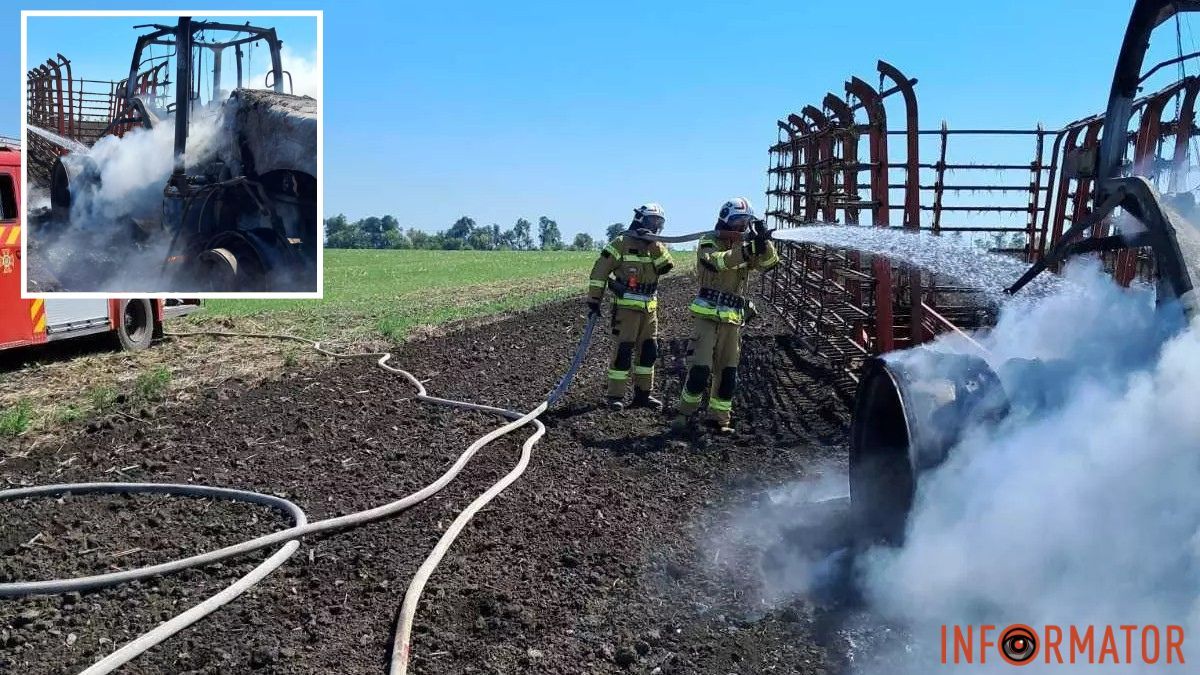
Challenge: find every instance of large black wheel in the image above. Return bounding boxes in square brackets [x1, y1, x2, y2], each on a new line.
[195, 244, 266, 292]
[115, 298, 155, 351]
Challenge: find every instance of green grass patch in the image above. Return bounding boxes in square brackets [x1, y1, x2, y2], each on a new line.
[90, 386, 118, 412]
[134, 366, 172, 402]
[188, 249, 692, 343]
[0, 400, 33, 437]
[53, 404, 85, 424]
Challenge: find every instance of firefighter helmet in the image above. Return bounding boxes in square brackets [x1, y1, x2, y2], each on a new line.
[632, 203, 666, 233]
[717, 197, 755, 231]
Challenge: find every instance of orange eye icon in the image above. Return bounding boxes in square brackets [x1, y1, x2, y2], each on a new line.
[1000, 624, 1039, 665]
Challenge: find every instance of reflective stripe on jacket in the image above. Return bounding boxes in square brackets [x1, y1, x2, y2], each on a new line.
[690, 235, 778, 325]
[587, 233, 674, 312]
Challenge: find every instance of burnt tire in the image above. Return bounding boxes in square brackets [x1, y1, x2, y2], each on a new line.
[196, 245, 265, 292]
[115, 299, 155, 352]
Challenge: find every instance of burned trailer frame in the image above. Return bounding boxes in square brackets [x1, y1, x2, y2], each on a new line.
[765, 53, 1200, 395]
[27, 55, 169, 188]
[764, 61, 1052, 391]
[786, 0, 1200, 543]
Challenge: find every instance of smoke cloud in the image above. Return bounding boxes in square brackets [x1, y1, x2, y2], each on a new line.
[28, 107, 227, 292]
[851, 260, 1200, 672]
[63, 107, 227, 228]
[704, 255, 1199, 673]
[254, 46, 320, 100]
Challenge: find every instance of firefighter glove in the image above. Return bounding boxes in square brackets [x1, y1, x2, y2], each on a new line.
[587, 298, 602, 317]
[751, 218, 771, 246]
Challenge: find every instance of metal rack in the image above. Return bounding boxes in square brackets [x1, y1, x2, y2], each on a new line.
[762, 60, 1198, 392]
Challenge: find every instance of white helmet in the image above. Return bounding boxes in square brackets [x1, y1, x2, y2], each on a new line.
[632, 202, 666, 233]
[717, 197, 755, 229]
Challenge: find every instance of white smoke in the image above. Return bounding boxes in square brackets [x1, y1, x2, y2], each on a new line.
[853, 260, 1200, 673]
[705, 463, 852, 605]
[64, 106, 227, 229]
[254, 46, 320, 99]
[28, 106, 228, 292]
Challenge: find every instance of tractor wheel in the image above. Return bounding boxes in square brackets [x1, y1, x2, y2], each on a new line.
[115, 299, 155, 352]
[196, 246, 265, 292]
[197, 247, 241, 291]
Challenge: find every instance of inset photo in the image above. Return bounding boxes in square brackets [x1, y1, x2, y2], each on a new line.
[22, 10, 322, 296]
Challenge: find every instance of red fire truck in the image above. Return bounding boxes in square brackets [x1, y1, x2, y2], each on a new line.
[0, 141, 199, 352]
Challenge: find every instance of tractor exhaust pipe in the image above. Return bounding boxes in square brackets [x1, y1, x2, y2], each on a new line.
[171, 16, 191, 186]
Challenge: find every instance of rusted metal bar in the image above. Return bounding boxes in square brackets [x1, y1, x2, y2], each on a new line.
[800, 109, 827, 223]
[1167, 78, 1200, 192]
[44, 59, 66, 135]
[847, 75, 894, 353]
[825, 93, 859, 224]
[879, 61, 924, 344]
[1025, 124, 1045, 261]
[803, 105, 836, 223]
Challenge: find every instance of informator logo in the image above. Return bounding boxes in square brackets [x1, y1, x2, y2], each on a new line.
[941, 624, 1186, 666]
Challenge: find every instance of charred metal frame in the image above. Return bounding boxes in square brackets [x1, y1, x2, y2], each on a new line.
[26, 18, 286, 186]
[765, 42, 1200, 391]
[125, 19, 284, 102]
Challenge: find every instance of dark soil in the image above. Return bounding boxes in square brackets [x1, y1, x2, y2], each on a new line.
[1, 276, 863, 674]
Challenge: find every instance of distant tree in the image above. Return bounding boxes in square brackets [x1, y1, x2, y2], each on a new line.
[408, 228, 434, 249]
[495, 228, 514, 250]
[327, 223, 370, 249]
[446, 216, 475, 243]
[538, 216, 564, 250]
[491, 224, 502, 248]
[324, 214, 349, 243]
[355, 216, 382, 248]
[509, 218, 534, 251]
[605, 222, 626, 241]
[441, 237, 466, 250]
[571, 232, 595, 251]
[383, 229, 411, 249]
[467, 225, 495, 251]
[381, 215, 400, 235]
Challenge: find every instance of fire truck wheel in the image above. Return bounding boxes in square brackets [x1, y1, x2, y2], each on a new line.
[116, 299, 155, 352]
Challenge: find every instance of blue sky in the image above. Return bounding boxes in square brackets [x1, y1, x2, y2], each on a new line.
[2, 0, 1194, 240]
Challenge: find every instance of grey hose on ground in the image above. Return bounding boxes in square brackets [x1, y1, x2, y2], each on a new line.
[0, 483, 307, 675]
[0, 321, 596, 674]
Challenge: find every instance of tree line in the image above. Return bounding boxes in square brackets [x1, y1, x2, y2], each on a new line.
[325, 215, 631, 251]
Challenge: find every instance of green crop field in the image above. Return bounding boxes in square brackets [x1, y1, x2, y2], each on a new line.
[193, 249, 693, 343]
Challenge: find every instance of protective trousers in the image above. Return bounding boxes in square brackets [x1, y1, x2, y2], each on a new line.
[677, 317, 740, 424]
[608, 307, 658, 398]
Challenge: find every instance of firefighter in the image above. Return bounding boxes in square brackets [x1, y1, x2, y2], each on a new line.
[672, 197, 778, 433]
[587, 203, 675, 410]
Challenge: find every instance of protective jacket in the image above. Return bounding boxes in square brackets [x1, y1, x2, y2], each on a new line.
[689, 235, 779, 324]
[588, 233, 674, 313]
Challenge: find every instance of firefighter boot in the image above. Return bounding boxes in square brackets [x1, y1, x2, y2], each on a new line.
[606, 396, 626, 411]
[630, 389, 663, 411]
[704, 417, 735, 435]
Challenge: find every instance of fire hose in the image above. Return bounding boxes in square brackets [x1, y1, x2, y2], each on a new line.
[0, 226, 722, 674]
[0, 317, 597, 675]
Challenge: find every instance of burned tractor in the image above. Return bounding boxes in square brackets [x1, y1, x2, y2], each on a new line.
[847, 0, 1200, 543]
[45, 17, 317, 292]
